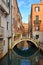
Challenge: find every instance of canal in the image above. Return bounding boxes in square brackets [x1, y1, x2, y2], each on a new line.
[0, 41, 43, 65]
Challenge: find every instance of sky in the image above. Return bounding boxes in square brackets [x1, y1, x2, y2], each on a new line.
[17, 0, 40, 23]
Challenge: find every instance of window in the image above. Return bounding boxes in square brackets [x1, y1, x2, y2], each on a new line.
[6, 0, 10, 7]
[35, 7, 40, 12]
[18, 16, 20, 22]
[36, 15, 39, 20]
[35, 15, 39, 23]
[0, 16, 1, 26]
[12, 18, 15, 25]
[36, 35, 39, 39]
[35, 26, 40, 31]
[3, 0, 6, 3]
[7, 22, 9, 30]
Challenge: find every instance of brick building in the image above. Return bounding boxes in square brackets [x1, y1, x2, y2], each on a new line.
[14, 0, 24, 40]
[23, 23, 28, 37]
[31, 0, 43, 43]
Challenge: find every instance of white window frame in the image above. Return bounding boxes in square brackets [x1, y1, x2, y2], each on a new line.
[35, 26, 39, 31]
[35, 7, 40, 12]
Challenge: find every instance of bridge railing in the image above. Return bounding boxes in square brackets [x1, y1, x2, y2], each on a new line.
[11, 37, 43, 50]
[12, 37, 39, 47]
[12, 37, 22, 46]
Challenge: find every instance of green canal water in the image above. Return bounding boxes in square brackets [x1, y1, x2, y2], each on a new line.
[0, 41, 43, 65]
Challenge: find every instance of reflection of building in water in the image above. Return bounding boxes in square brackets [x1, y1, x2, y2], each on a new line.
[23, 41, 29, 50]
[21, 60, 31, 65]
[17, 42, 24, 50]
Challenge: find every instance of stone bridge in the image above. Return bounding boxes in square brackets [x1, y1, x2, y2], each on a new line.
[11, 37, 39, 49]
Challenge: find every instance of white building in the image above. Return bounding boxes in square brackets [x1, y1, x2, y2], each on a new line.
[0, 0, 14, 59]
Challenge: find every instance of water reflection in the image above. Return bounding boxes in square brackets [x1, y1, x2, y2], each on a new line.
[0, 41, 43, 65]
[13, 41, 39, 57]
[0, 50, 43, 65]
[21, 60, 31, 65]
[22, 47, 29, 51]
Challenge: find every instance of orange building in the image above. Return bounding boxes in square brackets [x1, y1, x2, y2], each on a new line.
[31, 0, 43, 43]
[23, 23, 28, 37]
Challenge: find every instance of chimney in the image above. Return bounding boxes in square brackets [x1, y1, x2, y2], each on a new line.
[40, 0, 43, 3]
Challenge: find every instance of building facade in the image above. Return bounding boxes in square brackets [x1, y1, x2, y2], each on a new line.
[28, 15, 31, 38]
[23, 23, 28, 37]
[0, 0, 14, 59]
[14, 0, 23, 40]
[31, 2, 43, 43]
[40, 0, 43, 3]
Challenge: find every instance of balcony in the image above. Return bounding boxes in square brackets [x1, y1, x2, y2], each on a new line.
[0, 27, 4, 38]
[34, 20, 41, 24]
[0, 0, 9, 15]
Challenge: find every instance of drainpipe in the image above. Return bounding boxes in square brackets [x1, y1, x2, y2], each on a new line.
[10, 0, 12, 49]
[9, 0, 12, 49]
[8, 0, 12, 62]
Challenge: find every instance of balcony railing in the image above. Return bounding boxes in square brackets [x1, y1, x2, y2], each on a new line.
[34, 20, 41, 24]
[0, 0, 9, 15]
[0, 27, 4, 38]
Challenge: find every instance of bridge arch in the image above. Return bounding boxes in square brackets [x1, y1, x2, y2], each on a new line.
[11, 38, 39, 49]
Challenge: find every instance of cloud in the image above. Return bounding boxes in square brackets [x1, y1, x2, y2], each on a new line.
[18, 0, 30, 6]
[17, 0, 40, 23]
[18, 0, 25, 7]
[18, 0, 40, 7]
[23, 4, 31, 9]
[18, 0, 31, 9]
